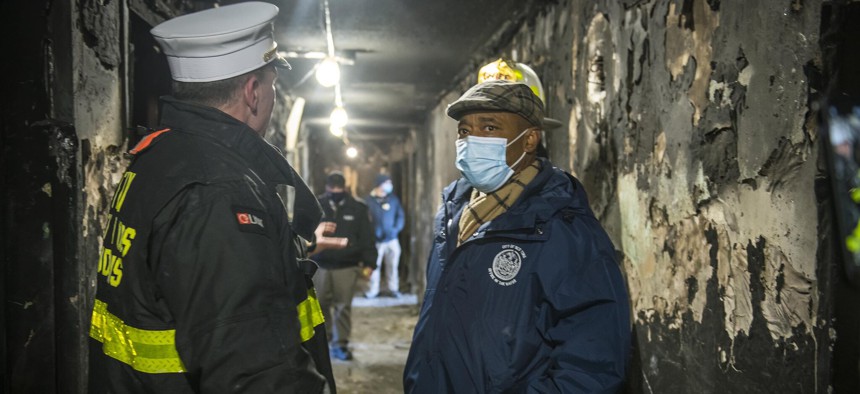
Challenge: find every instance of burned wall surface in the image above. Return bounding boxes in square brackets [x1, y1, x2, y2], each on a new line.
[1, 0, 194, 392]
[416, 0, 836, 392]
[1, 0, 98, 391]
[604, 2, 826, 391]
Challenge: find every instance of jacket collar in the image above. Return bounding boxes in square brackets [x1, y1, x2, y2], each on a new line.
[159, 97, 322, 240]
[319, 193, 353, 209]
[444, 158, 594, 235]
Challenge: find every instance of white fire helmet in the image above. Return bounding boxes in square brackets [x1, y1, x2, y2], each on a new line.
[478, 58, 562, 129]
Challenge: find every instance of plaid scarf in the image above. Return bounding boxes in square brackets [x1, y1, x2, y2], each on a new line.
[458, 160, 541, 245]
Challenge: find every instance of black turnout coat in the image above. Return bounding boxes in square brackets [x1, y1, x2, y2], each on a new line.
[88, 97, 335, 393]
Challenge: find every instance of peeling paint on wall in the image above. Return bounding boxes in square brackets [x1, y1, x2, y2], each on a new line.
[620, 172, 714, 327]
[703, 202, 754, 338]
[567, 103, 580, 175]
[79, 0, 121, 70]
[665, 0, 720, 125]
[567, 5, 582, 174]
[73, 0, 127, 255]
[81, 145, 127, 239]
[571, 13, 612, 173]
[562, 9, 620, 220]
[762, 244, 816, 340]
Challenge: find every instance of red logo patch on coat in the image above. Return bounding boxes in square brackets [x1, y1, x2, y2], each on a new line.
[232, 206, 267, 235]
[236, 212, 264, 228]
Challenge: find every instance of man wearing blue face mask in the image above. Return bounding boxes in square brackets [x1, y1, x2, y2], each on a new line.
[365, 174, 406, 298]
[404, 79, 631, 393]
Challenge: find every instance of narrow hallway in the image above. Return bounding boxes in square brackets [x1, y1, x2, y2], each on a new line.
[331, 293, 418, 394]
[4, 0, 860, 392]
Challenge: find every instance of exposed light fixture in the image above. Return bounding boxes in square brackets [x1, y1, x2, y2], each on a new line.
[330, 106, 348, 129]
[315, 57, 340, 87]
[320, 0, 351, 132]
[316, 0, 341, 88]
[345, 146, 358, 158]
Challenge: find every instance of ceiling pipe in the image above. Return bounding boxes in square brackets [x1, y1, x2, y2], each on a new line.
[280, 51, 355, 66]
[334, 84, 344, 108]
[323, 0, 336, 58]
[304, 117, 420, 129]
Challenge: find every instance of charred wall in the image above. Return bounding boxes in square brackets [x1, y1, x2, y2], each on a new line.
[1, 0, 196, 393]
[415, 0, 843, 392]
[1, 1, 84, 392]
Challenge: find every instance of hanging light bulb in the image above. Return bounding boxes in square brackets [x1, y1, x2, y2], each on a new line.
[346, 146, 358, 158]
[315, 57, 340, 87]
[330, 106, 348, 128]
[329, 125, 344, 137]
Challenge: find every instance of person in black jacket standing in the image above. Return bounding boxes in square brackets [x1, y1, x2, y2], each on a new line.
[88, 3, 335, 393]
[311, 172, 378, 361]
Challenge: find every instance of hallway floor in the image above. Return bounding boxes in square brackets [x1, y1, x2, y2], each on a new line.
[331, 294, 419, 393]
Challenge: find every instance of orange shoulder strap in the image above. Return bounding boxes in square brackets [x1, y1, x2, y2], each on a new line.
[129, 128, 171, 155]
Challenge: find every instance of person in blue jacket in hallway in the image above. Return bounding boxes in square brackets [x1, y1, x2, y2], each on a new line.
[403, 79, 631, 393]
[365, 174, 406, 298]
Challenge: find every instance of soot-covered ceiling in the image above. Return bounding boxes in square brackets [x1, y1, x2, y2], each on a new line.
[224, 0, 530, 137]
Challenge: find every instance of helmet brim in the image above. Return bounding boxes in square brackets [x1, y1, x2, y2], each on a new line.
[542, 117, 563, 130]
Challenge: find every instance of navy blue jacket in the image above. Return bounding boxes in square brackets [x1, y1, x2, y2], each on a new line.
[366, 193, 405, 242]
[404, 159, 630, 393]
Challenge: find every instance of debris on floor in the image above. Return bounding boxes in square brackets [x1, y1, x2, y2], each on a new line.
[332, 294, 419, 394]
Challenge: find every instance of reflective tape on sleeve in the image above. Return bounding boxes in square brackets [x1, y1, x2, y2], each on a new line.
[90, 299, 186, 374]
[297, 289, 325, 342]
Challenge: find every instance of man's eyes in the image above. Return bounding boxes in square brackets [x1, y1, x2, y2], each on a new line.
[458, 125, 499, 135]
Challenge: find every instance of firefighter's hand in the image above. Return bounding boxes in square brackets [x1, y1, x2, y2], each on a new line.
[361, 266, 374, 279]
[315, 236, 347, 252]
[312, 222, 348, 253]
[317, 221, 337, 237]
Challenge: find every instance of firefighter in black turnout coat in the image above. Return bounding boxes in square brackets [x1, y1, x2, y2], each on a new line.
[88, 3, 335, 393]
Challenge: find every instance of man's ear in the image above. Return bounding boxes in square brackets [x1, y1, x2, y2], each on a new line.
[242, 74, 261, 115]
[523, 127, 541, 153]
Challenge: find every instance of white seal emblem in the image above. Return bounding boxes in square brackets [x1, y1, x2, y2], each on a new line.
[488, 245, 526, 286]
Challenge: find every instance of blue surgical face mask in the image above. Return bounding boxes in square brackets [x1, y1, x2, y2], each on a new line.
[455, 128, 529, 193]
[381, 182, 394, 195]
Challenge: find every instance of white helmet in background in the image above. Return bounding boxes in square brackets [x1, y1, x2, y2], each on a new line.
[478, 58, 562, 129]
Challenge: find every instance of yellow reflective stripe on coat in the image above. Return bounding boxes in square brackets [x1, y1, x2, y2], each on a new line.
[89, 299, 186, 373]
[298, 289, 325, 341]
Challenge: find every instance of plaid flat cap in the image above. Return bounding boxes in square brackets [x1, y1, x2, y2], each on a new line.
[446, 79, 545, 127]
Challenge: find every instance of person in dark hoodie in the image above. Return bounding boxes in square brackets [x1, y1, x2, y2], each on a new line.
[403, 79, 631, 393]
[312, 171, 377, 361]
[88, 3, 334, 393]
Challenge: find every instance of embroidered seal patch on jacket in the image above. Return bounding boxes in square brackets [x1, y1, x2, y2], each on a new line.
[489, 244, 525, 286]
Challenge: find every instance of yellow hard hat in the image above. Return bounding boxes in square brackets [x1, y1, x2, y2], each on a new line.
[478, 58, 561, 129]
